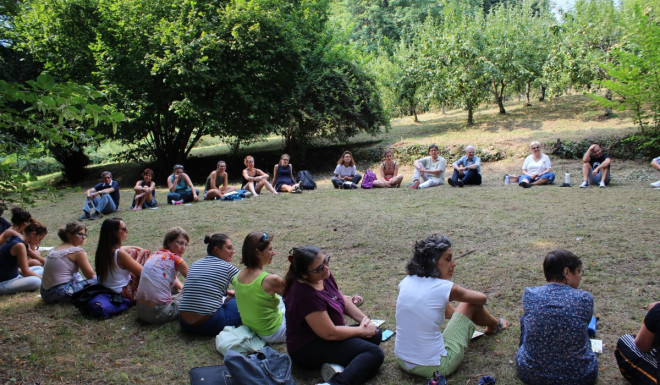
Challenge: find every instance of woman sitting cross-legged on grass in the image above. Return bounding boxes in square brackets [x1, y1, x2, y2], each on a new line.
[95, 218, 147, 302]
[516, 249, 598, 385]
[0, 220, 47, 295]
[204, 160, 236, 200]
[272, 154, 302, 193]
[0, 207, 45, 266]
[167, 164, 199, 204]
[615, 300, 659, 385]
[519, 141, 555, 187]
[40, 222, 96, 303]
[284, 245, 383, 385]
[331, 150, 362, 189]
[131, 168, 157, 210]
[395, 234, 509, 379]
[372, 149, 403, 188]
[178, 233, 242, 335]
[242, 155, 278, 197]
[233, 232, 286, 343]
[135, 227, 189, 324]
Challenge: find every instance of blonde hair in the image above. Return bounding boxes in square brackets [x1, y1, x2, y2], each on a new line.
[244, 155, 254, 167]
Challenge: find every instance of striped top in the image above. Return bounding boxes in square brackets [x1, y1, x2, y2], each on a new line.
[179, 255, 239, 315]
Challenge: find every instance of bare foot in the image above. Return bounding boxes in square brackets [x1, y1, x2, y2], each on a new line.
[485, 318, 510, 336]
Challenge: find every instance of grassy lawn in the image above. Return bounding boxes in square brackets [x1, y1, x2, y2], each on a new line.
[1, 95, 658, 384]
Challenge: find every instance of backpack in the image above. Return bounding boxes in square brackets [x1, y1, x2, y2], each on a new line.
[361, 169, 377, 189]
[296, 170, 316, 190]
[71, 284, 132, 319]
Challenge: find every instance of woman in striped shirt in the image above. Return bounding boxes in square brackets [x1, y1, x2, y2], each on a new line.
[178, 233, 242, 335]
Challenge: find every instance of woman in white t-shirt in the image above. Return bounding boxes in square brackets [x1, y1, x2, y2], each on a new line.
[135, 227, 189, 324]
[395, 234, 510, 379]
[519, 141, 556, 187]
[331, 151, 362, 189]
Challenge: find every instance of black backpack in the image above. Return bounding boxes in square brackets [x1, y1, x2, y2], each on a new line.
[296, 170, 317, 190]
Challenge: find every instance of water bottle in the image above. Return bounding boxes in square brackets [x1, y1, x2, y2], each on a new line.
[588, 316, 597, 337]
[504, 174, 510, 185]
[565, 172, 571, 185]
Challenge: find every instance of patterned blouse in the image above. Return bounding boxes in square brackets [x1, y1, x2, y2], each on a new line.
[516, 283, 598, 385]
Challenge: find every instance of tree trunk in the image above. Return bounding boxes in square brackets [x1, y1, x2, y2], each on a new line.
[539, 85, 546, 102]
[604, 89, 613, 118]
[525, 82, 532, 106]
[493, 80, 506, 114]
[412, 104, 418, 122]
[467, 100, 474, 126]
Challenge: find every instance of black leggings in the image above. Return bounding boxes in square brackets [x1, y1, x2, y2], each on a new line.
[290, 331, 384, 385]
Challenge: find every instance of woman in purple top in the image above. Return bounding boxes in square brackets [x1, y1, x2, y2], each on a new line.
[283, 246, 383, 385]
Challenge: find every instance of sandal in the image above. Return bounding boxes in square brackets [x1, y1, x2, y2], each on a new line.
[351, 295, 364, 307]
[485, 318, 510, 336]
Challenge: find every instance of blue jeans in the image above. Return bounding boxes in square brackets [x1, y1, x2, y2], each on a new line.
[519, 172, 555, 185]
[167, 189, 199, 204]
[0, 266, 43, 295]
[331, 174, 362, 189]
[588, 167, 611, 185]
[40, 273, 97, 304]
[179, 297, 242, 336]
[83, 194, 117, 215]
[451, 169, 482, 185]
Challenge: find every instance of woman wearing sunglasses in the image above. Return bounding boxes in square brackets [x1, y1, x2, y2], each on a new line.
[95, 218, 147, 302]
[40, 221, 96, 303]
[283, 246, 383, 385]
[233, 232, 286, 343]
[179, 233, 242, 335]
[135, 227, 189, 324]
[519, 141, 555, 187]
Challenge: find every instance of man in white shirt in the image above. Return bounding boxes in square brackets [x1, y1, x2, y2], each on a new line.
[411, 144, 446, 189]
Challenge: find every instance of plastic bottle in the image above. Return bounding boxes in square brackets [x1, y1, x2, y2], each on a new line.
[588, 316, 597, 337]
[565, 172, 571, 185]
[504, 174, 510, 185]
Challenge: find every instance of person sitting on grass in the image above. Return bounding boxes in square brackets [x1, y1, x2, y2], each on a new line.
[395, 234, 509, 379]
[580, 143, 611, 188]
[272, 154, 302, 193]
[650, 156, 660, 188]
[40, 221, 96, 304]
[95, 218, 146, 302]
[516, 249, 598, 385]
[0, 207, 45, 266]
[519, 141, 555, 188]
[615, 300, 659, 385]
[80, 171, 120, 220]
[0, 220, 47, 295]
[448, 145, 482, 187]
[233, 232, 286, 343]
[242, 155, 278, 197]
[167, 164, 199, 204]
[410, 144, 446, 189]
[373, 149, 404, 188]
[331, 151, 362, 189]
[135, 227, 189, 324]
[131, 168, 157, 210]
[204, 160, 236, 200]
[178, 233, 242, 335]
[284, 245, 383, 385]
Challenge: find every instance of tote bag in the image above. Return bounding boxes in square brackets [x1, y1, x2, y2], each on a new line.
[224, 346, 295, 385]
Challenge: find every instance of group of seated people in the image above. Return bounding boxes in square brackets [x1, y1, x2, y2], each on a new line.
[0, 204, 657, 385]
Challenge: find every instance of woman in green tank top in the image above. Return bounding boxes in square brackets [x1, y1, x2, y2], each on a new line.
[233, 231, 286, 343]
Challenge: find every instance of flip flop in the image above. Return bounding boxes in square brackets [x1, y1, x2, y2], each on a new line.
[351, 295, 364, 307]
[485, 318, 510, 336]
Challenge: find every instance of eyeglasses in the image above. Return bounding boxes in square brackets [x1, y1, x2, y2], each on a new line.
[309, 255, 330, 274]
[531, 146, 540, 150]
[174, 240, 188, 247]
[119, 226, 128, 232]
[75, 232, 87, 238]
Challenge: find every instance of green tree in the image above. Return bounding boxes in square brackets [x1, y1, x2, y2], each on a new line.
[596, 0, 660, 133]
[0, 73, 122, 204]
